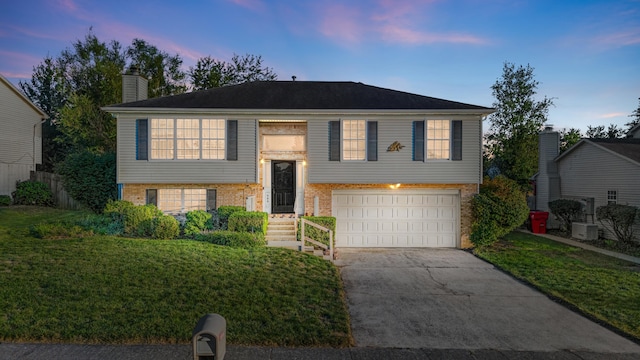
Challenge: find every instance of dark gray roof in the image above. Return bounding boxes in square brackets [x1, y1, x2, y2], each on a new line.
[590, 138, 640, 163]
[109, 81, 493, 111]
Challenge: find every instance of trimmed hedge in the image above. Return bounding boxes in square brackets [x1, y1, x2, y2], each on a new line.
[103, 200, 177, 239]
[298, 216, 336, 248]
[549, 199, 583, 232]
[151, 215, 180, 239]
[596, 204, 638, 243]
[471, 175, 529, 247]
[184, 210, 213, 237]
[194, 230, 266, 248]
[228, 211, 268, 234]
[217, 206, 246, 230]
[12, 180, 53, 206]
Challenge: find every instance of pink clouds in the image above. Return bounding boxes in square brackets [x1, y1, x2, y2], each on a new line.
[315, 0, 489, 46]
[599, 112, 627, 119]
[227, 0, 265, 12]
[594, 28, 640, 47]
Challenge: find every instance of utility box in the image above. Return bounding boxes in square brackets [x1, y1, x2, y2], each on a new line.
[572, 222, 598, 240]
[192, 314, 226, 360]
[529, 211, 549, 234]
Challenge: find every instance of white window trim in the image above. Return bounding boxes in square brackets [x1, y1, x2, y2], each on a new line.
[607, 190, 618, 205]
[341, 119, 367, 161]
[425, 119, 452, 161]
[150, 117, 226, 161]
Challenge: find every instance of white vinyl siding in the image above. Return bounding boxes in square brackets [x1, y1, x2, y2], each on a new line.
[308, 117, 482, 184]
[117, 116, 257, 184]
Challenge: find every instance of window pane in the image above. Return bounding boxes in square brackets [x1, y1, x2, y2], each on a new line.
[158, 189, 181, 213]
[343, 120, 366, 161]
[176, 119, 200, 159]
[202, 119, 226, 159]
[151, 119, 174, 159]
[184, 189, 206, 212]
[426, 120, 450, 160]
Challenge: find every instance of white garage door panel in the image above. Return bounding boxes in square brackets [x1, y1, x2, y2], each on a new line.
[333, 190, 459, 248]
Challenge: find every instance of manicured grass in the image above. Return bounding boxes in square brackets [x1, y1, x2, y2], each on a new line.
[0, 206, 352, 346]
[474, 231, 640, 341]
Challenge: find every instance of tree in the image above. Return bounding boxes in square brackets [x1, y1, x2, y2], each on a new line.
[585, 123, 624, 139]
[189, 53, 277, 91]
[626, 97, 640, 135]
[484, 62, 554, 187]
[559, 128, 582, 153]
[126, 39, 187, 97]
[19, 57, 70, 170]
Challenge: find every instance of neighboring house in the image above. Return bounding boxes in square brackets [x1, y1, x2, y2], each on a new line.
[104, 75, 493, 248]
[536, 128, 640, 239]
[0, 74, 47, 197]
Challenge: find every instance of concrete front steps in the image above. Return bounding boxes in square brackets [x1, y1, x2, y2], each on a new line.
[266, 216, 331, 260]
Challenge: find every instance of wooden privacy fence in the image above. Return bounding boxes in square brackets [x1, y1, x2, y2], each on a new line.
[30, 171, 82, 210]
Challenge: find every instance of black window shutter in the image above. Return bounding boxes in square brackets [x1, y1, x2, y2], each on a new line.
[136, 119, 148, 160]
[146, 189, 157, 206]
[329, 121, 340, 161]
[367, 121, 378, 161]
[206, 189, 217, 211]
[227, 120, 238, 161]
[412, 121, 424, 161]
[452, 120, 462, 161]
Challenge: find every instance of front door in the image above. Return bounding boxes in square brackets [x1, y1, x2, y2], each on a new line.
[272, 161, 295, 213]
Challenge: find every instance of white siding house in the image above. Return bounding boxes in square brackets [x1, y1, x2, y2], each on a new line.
[0, 74, 47, 197]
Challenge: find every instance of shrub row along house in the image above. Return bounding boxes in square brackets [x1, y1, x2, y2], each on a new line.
[103, 71, 493, 249]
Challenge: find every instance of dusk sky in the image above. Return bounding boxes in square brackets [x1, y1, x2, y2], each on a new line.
[1, 0, 639, 134]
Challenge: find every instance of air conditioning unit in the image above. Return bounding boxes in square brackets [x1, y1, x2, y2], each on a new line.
[572, 222, 598, 240]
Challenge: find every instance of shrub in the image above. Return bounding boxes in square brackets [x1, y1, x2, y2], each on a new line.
[30, 222, 94, 239]
[298, 216, 336, 248]
[76, 213, 123, 236]
[471, 176, 529, 247]
[548, 199, 583, 233]
[151, 215, 180, 239]
[596, 204, 638, 243]
[11, 180, 53, 206]
[0, 195, 11, 206]
[56, 150, 116, 213]
[103, 200, 163, 237]
[228, 211, 268, 234]
[216, 206, 245, 230]
[184, 210, 213, 237]
[194, 230, 266, 248]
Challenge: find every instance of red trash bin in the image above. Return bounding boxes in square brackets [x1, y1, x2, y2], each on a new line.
[529, 211, 549, 234]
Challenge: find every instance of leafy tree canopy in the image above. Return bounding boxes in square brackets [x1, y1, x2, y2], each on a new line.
[189, 53, 277, 91]
[484, 62, 553, 187]
[559, 128, 582, 153]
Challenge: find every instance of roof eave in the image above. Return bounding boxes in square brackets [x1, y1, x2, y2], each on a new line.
[101, 107, 495, 117]
[555, 139, 640, 167]
[0, 74, 48, 118]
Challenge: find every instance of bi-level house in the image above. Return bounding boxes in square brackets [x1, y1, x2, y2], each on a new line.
[104, 73, 493, 249]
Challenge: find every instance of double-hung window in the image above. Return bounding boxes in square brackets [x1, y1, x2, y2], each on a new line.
[413, 119, 462, 161]
[137, 118, 230, 160]
[607, 190, 617, 204]
[147, 188, 216, 213]
[328, 120, 378, 161]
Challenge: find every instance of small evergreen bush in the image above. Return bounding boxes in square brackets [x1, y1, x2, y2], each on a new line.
[216, 206, 245, 230]
[0, 195, 11, 206]
[151, 215, 180, 239]
[596, 204, 638, 243]
[471, 175, 529, 246]
[228, 211, 268, 234]
[183, 210, 213, 237]
[195, 230, 265, 248]
[548, 199, 583, 233]
[12, 180, 53, 206]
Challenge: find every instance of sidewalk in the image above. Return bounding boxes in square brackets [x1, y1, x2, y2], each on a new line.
[2, 343, 640, 360]
[519, 229, 640, 265]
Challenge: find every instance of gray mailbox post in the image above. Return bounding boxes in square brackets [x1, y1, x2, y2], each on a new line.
[192, 314, 226, 360]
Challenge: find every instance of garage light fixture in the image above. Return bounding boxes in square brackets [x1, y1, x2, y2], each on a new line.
[389, 183, 401, 189]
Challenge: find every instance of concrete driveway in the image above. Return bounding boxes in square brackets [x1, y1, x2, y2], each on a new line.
[336, 248, 640, 353]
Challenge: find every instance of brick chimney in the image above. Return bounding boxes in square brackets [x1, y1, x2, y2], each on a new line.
[122, 65, 148, 103]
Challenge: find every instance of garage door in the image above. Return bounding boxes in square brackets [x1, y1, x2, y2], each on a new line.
[332, 190, 459, 248]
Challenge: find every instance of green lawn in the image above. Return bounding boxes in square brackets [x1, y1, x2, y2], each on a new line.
[474, 231, 640, 341]
[0, 206, 352, 346]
